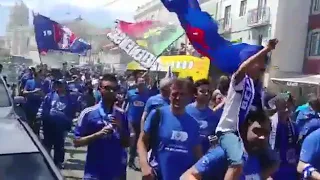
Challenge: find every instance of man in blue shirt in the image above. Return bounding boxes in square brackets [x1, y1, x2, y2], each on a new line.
[296, 95, 320, 130]
[126, 77, 150, 170]
[37, 80, 77, 168]
[186, 79, 220, 153]
[297, 128, 320, 179]
[138, 78, 202, 180]
[41, 73, 53, 94]
[140, 77, 172, 130]
[181, 110, 271, 180]
[268, 94, 299, 180]
[73, 74, 130, 180]
[23, 70, 43, 135]
[298, 117, 320, 146]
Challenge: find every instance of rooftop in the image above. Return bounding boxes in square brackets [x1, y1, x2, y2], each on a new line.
[0, 117, 39, 155]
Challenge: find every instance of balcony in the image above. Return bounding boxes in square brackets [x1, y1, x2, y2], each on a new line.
[218, 18, 232, 34]
[247, 7, 270, 27]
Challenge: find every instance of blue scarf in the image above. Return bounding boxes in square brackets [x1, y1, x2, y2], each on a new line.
[238, 75, 255, 126]
[270, 113, 297, 165]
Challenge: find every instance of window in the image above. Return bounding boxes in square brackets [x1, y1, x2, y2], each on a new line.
[309, 31, 320, 56]
[0, 153, 57, 180]
[224, 5, 231, 27]
[258, 0, 267, 8]
[239, 0, 247, 17]
[313, 0, 320, 13]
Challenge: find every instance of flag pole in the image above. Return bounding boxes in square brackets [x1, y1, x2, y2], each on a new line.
[32, 11, 43, 64]
[38, 52, 43, 64]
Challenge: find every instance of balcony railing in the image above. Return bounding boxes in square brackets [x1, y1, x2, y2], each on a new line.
[218, 18, 232, 34]
[247, 7, 270, 27]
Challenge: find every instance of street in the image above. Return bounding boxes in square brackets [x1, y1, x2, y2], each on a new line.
[62, 132, 142, 180]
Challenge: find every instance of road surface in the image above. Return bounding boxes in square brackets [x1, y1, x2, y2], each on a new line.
[62, 132, 142, 180]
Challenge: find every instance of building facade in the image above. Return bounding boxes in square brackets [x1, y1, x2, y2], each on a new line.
[135, 0, 320, 85]
[304, 0, 320, 74]
[5, 1, 30, 56]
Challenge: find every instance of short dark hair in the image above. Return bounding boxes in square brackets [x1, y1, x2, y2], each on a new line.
[240, 110, 270, 135]
[100, 73, 117, 83]
[194, 79, 210, 88]
[0, 64, 3, 68]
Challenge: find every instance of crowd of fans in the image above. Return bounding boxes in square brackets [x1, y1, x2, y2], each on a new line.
[11, 39, 320, 180]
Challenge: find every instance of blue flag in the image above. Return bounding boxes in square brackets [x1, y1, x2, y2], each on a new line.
[33, 13, 91, 55]
[161, 0, 265, 74]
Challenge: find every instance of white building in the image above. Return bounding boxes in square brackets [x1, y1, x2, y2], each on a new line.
[5, 1, 30, 57]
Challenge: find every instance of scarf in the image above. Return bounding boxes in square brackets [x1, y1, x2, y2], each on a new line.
[270, 112, 297, 164]
[238, 75, 255, 126]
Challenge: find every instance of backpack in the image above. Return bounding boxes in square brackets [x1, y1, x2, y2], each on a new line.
[147, 107, 163, 180]
[148, 108, 162, 151]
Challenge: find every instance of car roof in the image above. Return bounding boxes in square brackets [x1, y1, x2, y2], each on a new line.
[0, 118, 39, 155]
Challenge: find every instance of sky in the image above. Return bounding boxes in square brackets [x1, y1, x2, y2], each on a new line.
[0, 0, 152, 35]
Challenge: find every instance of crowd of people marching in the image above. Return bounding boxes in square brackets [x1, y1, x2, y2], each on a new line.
[15, 39, 320, 180]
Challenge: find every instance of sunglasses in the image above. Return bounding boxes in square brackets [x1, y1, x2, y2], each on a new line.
[100, 85, 119, 92]
[198, 89, 212, 95]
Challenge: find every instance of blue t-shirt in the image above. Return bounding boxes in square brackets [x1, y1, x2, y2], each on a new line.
[41, 78, 52, 94]
[186, 103, 220, 153]
[299, 118, 320, 141]
[126, 89, 149, 123]
[144, 94, 169, 115]
[44, 92, 75, 131]
[195, 147, 261, 180]
[68, 81, 84, 93]
[296, 107, 320, 130]
[144, 106, 201, 180]
[20, 72, 31, 89]
[272, 122, 299, 180]
[24, 78, 42, 113]
[74, 102, 129, 179]
[296, 103, 309, 112]
[300, 128, 320, 171]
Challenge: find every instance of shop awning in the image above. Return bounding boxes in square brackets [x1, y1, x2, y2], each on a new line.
[271, 75, 320, 86]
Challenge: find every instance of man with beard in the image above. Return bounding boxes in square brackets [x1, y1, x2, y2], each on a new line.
[73, 74, 130, 180]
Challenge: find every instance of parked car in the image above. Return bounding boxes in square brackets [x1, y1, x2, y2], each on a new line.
[0, 76, 64, 180]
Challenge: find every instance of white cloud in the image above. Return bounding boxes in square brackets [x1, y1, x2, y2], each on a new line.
[59, 0, 151, 12]
[23, 0, 151, 15]
[103, 0, 151, 12]
[0, 1, 15, 7]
